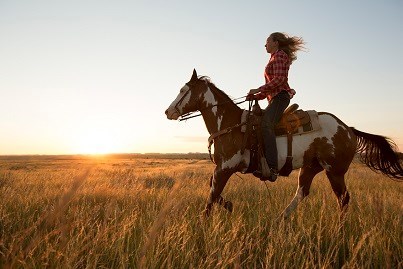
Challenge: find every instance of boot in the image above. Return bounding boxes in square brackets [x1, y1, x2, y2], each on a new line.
[253, 168, 278, 182]
[253, 157, 278, 182]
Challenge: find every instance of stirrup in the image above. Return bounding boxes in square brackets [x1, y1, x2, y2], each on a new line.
[255, 156, 278, 182]
[253, 168, 278, 182]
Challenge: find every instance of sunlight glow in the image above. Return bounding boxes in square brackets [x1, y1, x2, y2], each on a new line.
[70, 129, 124, 155]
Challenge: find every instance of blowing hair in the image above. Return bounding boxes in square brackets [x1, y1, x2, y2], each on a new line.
[270, 32, 306, 62]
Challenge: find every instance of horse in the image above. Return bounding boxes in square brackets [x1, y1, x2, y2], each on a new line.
[165, 69, 403, 218]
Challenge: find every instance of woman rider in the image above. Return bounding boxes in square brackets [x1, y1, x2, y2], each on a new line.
[247, 32, 305, 182]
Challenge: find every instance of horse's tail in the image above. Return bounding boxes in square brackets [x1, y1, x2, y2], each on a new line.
[351, 127, 403, 180]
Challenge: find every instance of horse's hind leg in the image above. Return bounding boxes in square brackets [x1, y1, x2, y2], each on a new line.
[326, 171, 350, 214]
[281, 161, 323, 219]
[204, 169, 232, 217]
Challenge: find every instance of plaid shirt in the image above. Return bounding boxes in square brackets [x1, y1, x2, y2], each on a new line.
[257, 50, 296, 101]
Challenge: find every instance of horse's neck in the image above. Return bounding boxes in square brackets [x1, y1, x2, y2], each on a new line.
[200, 89, 241, 135]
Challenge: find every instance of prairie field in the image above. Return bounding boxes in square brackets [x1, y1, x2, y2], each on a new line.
[0, 154, 402, 268]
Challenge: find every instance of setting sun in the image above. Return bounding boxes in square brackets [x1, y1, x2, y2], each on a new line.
[70, 129, 124, 155]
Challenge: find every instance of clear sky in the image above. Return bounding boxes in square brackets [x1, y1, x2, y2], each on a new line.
[1, 0, 402, 155]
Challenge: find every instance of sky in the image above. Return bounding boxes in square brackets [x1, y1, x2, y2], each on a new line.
[1, 0, 402, 155]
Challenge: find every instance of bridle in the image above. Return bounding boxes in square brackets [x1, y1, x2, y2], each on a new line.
[179, 97, 247, 121]
[175, 80, 248, 121]
[172, 79, 256, 162]
[173, 82, 194, 118]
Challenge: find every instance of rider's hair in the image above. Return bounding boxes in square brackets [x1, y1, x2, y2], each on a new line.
[270, 32, 306, 63]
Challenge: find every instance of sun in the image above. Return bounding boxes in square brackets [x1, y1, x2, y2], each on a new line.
[71, 129, 123, 155]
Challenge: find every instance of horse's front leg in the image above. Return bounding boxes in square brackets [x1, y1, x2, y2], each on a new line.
[204, 169, 232, 217]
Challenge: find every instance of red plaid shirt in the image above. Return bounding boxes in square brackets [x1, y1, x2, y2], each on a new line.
[257, 50, 296, 101]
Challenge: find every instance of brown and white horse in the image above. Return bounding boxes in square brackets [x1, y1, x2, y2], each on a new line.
[165, 69, 403, 218]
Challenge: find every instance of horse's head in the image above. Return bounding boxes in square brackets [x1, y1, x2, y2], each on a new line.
[165, 69, 206, 120]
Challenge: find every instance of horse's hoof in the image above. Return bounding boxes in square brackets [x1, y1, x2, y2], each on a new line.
[224, 201, 233, 213]
[203, 205, 212, 218]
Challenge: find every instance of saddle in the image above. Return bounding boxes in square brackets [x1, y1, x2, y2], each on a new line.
[241, 103, 320, 177]
[275, 105, 316, 136]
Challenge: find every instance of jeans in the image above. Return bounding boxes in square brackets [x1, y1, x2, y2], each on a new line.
[261, 91, 290, 169]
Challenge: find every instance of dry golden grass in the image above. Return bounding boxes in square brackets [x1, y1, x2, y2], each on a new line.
[0, 154, 402, 268]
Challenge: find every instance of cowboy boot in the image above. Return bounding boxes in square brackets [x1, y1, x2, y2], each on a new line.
[253, 156, 278, 182]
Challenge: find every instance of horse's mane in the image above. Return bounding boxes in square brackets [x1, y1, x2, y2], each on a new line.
[199, 76, 234, 104]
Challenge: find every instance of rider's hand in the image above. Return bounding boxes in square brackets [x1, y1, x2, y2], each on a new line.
[246, 89, 260, 101]
[248, 89, 260, 95]
[246, 94, 254, 101]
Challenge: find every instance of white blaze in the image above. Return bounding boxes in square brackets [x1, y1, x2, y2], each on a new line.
[166, 85, 191, 119]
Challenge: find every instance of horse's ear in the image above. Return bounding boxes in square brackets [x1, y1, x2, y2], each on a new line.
[190, 69, 198, 82]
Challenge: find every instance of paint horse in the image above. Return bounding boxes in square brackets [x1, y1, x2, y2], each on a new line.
[165, 69, 403, 218]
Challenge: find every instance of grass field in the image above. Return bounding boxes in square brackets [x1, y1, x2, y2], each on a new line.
[0, 154, 402, 268]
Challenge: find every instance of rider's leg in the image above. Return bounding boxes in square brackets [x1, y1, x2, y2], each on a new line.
[261, 91, 290, 180]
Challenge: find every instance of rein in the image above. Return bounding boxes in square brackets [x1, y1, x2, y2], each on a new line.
[179, 96, 248, 121]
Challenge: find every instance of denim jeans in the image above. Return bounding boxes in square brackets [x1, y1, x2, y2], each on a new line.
[261, 91, 290, 169]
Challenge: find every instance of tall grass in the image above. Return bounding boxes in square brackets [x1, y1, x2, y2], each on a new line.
[0, 156, 401, 268]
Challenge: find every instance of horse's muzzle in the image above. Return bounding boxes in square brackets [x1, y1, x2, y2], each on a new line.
[165, 107, 179, 120]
